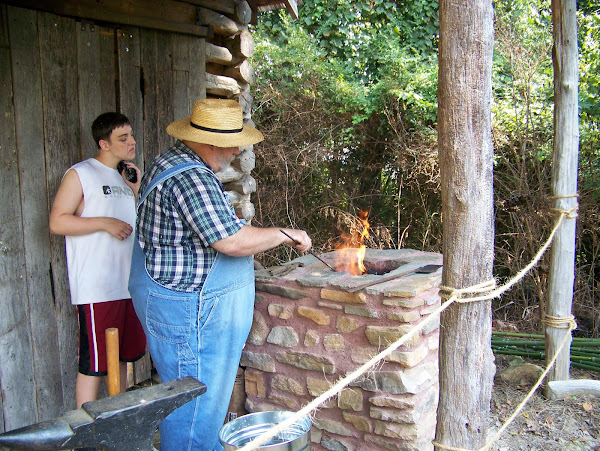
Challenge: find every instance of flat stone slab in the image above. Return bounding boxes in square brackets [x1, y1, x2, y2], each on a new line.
[257, 248, 442, 296]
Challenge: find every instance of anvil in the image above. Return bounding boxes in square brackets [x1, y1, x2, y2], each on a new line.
[0, 376, 206, 450]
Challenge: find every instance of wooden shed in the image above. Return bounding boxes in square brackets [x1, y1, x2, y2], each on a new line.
[0, 0, 298, 432]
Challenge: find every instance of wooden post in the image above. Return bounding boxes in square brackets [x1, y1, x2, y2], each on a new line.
[545, 0, 579, 394]
[106, 328, 120, 397]
[435, 0, 495, 448]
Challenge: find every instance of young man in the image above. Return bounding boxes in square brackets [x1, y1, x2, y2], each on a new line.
[129, 98, 311, 450]
[49, 112, 147, 408]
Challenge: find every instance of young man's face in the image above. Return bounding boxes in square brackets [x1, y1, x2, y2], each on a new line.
[100, 125, 136, 160]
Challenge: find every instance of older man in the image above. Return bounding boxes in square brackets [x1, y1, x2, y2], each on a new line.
[129, 98, 311, 450]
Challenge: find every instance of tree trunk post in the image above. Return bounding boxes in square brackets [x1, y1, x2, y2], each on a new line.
[545, 0, 579, 395]
[435, 0, 495, 448]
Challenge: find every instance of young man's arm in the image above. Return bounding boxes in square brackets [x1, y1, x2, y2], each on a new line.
[49, 169, 133, 240]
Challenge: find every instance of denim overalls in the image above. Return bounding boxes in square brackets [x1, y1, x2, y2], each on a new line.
[129, 163, 255, 451]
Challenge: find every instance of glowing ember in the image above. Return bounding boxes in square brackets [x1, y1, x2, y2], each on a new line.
[334, 210, 370, 275]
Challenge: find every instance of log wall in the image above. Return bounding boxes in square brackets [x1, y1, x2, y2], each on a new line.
[201, 1, 260, 220]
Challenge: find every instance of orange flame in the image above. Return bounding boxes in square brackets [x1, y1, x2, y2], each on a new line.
[334, 210, 370, 275]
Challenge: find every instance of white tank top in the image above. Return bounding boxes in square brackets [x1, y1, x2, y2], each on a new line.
[65, 158, 136, 305]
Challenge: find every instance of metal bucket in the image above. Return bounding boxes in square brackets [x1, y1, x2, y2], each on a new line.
[219, 410, 311, 450]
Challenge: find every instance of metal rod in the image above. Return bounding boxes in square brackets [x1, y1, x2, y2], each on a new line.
[279, 229, 336, 271]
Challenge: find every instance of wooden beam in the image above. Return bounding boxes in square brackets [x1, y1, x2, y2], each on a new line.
[198, 7, 240, 36]
[435, 0, 495, 448]
[544, 0, 579, 392]
[246, 0, 259, 24]
[179, 0, 235, 15]
[547, 380, 600, 399]
[2, 0, 210, 37]
[284, 0, 298, 19]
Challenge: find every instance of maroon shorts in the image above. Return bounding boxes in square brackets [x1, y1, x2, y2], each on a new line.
[78, 299, 147, 376]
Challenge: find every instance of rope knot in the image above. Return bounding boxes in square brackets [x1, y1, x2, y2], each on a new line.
[542, 313, 577, 330]
[439, 280, 497, 303]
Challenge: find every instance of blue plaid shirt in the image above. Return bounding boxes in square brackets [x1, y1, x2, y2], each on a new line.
[137, 140, 244, 291]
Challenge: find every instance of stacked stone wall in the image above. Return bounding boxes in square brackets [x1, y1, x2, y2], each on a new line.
[243, 249, 443, 451]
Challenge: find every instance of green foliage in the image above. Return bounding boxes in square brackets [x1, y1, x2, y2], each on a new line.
[250, 0, 600, 334]
[256, 0, 438, 84]
[250, 0, 441, 260]
[579, 9, 600, 199]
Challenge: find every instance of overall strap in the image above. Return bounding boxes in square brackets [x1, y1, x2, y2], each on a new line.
[137, 162, 210, 209]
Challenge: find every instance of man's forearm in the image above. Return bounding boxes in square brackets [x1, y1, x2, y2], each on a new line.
[211, 225, 311, 256]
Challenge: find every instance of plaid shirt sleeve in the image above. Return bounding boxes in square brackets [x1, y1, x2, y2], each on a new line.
[171, 168, 243, 246]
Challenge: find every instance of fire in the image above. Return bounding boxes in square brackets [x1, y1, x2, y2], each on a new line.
[334, 210, 370, 275]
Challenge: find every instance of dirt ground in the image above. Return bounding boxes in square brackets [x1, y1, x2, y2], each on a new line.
[488, 355, 600, 451]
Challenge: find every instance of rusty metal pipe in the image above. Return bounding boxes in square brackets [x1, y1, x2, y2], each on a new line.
[280, 229, 336, 271]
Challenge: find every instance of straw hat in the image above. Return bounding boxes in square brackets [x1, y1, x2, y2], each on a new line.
[166, 98, 264, 147]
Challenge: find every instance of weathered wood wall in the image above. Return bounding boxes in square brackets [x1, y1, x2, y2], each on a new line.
[0, 3, 206, 431]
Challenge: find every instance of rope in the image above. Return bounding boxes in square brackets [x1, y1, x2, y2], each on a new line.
[432, 318, 576, 451]
[440, 202, 577, 305]
[548, 193, 579, 200]
[473, 318, 576, 451]
[439, 280, 497, 303]
[238, 204, 578, 451]
[549, 204, 579, 218]
[543, 313, 577, 329]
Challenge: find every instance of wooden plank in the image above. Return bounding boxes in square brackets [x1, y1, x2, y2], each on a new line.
[172, 33, 191, 121]
[188, 36, 206, 107]
[76, 21, 101, 157]
[284, 0, 298, 19]
[7, 5, 66, 424]
[173, 69, 191, 120]
[156, 31, 175, 152]
[118, 29, 153, 383]
[117, 27, 144, 170]
[171, 30, 190, 71]
[2, 0, 209, 37]
[38, 10, 82, 411]
[77, 23, 118, 159]
[181, 0, 235, 15]
[0, 333, 37, 431]
[0, 4, 38, 432]
[140, 28, 160, 166]
[134, 352, 153, 384]
[547, 380, 600, 399]
[98, 27, 117, 112]
[172, 33, 206, 115]
[138, 28, 177, 162]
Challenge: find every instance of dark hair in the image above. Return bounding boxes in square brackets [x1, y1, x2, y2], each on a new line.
[91, 112, 130, 148]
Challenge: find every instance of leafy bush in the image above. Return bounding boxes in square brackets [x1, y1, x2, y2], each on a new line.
[249, 0, 599, 335]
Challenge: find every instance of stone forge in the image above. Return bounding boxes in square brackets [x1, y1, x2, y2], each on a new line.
[243, 248, 443, 451]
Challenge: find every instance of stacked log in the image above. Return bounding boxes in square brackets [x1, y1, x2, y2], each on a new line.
[199, 2, 258, 222]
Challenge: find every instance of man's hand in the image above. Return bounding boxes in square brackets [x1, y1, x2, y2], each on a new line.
[279, 228, 312, 253]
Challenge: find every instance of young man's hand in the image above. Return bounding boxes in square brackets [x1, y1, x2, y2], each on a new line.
[101, 218, 133, 240]
[120, 162, 141, 197]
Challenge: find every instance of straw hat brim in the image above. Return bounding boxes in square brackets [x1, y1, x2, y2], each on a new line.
[166, 117, 264, 147]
